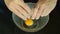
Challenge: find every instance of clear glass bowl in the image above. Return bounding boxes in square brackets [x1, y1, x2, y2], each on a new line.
[12, 3, 49, 32]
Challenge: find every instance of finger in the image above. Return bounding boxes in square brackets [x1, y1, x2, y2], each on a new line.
[14, 0, 31, 14]
[9, 2, 27, 20]
[36, 4, 45, 20]
[14, 4, 30, 19]
[31, 8, 38, 19]
[31, 3, 39, 19]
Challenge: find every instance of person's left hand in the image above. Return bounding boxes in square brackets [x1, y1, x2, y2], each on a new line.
[31, 0, 57, 20]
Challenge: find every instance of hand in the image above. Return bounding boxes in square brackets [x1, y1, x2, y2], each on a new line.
[31, 0, 57, 20]
[4, 0, 31, 20]
[32, 0, 46, 19]
[4, 0, 57, 20]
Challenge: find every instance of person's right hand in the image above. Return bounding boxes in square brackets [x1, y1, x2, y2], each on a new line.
[4, 0, 31, 20]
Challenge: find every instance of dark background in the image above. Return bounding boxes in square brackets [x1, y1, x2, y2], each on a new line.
[0, 0, 60, 34]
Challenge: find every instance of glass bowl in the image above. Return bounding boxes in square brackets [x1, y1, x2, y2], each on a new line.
[12, 3, 49, 32]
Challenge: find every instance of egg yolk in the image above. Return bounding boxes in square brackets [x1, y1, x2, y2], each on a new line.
[25, 19, 33, 26]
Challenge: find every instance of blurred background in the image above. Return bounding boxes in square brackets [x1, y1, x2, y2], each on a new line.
[0, 0, 60, 34]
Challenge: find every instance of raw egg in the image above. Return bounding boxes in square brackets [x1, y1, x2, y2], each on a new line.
[25, 19, 34, 26]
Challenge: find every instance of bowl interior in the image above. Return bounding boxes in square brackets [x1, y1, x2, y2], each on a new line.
[12, 3, 49, 32]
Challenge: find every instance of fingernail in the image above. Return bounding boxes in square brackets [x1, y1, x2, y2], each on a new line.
[32, 17, 35, 20]
[36, 17, 40, 20]
[22, 18, 27, 21]
[36, 17, 39, 20]
[41, 15, 44, 17]
[27, 15, 30, 19]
